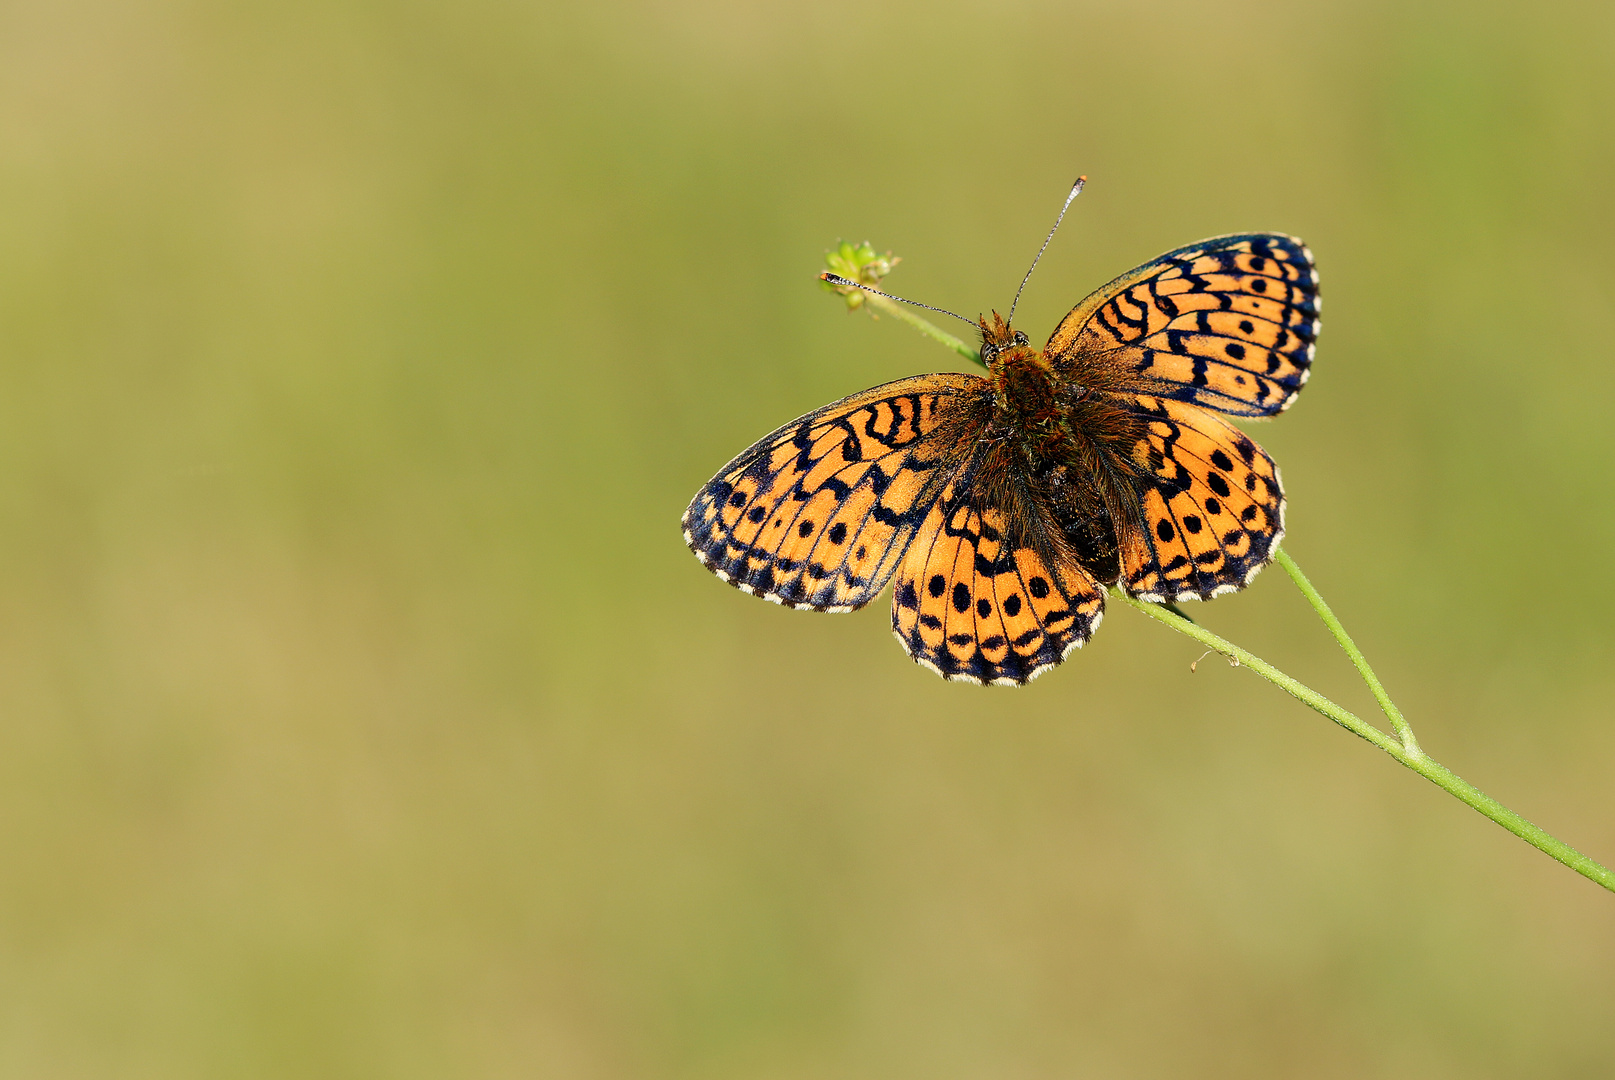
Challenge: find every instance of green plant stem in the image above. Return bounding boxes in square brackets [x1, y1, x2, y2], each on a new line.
[862, 293, 985, 368]
[1273, 549, 1420, 753]
[869, 298, 1614, 895]
[1112, 587, 1615, 894]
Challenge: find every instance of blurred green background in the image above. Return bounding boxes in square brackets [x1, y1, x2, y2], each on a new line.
[1, 0, 1612, 1076]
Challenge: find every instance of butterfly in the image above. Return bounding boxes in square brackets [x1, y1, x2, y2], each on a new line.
[682, 203, 1318, 685]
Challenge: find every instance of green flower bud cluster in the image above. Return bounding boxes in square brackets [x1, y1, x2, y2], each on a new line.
[821, 240, 900, 311]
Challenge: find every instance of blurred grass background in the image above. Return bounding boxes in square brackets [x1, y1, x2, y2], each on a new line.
[1, 0, 1613, 1076]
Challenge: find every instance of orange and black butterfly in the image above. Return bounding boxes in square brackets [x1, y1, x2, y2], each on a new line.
[683, 186, 1319, 685]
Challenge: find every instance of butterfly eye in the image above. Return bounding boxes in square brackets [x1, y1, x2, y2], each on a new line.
[981, 342, 999, 363]
[1012, 330, 1029, 346]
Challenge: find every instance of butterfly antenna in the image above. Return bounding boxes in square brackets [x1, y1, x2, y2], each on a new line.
[819, 273, 980, 330]
[1007, 175, 1086, 325]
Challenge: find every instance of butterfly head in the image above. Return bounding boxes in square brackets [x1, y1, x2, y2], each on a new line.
[977, 311, 1032, 367]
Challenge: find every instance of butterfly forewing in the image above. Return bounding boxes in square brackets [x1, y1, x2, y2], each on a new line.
[683, 373, 986, 612]
[891, 475, 1104, 685]
[1048, 234, 1319, 418]
[1119, 396, 1285, 602]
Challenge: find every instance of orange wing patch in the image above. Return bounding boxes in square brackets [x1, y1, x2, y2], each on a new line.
[1119, 396, 1284, 602]
[891, 481, 1104, 685]
[683, 373, 986, 612]
[1047, 234, 1319, 418]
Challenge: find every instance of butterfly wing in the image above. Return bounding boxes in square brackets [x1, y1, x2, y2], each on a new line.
[1047, 233, 1320, 418]
[1117, 395, 1285, 602]
[891, 467, 1105, 685]
[683, 373, 988, 612]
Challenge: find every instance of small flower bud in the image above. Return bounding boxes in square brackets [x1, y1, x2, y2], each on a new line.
[820, 240, 900, 312]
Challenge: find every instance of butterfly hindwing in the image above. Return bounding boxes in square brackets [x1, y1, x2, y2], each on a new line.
[891, 475, 1104, 685]
[683, 373, 986, 612]
[1118, 395, 1285, 602]
[1047, 233, 1319, 418]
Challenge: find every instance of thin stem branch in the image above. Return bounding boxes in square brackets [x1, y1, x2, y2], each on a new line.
[861, 293, 985, 369]
[1274, 549, 1420, 754]
[1111, 587, 1403, 755]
